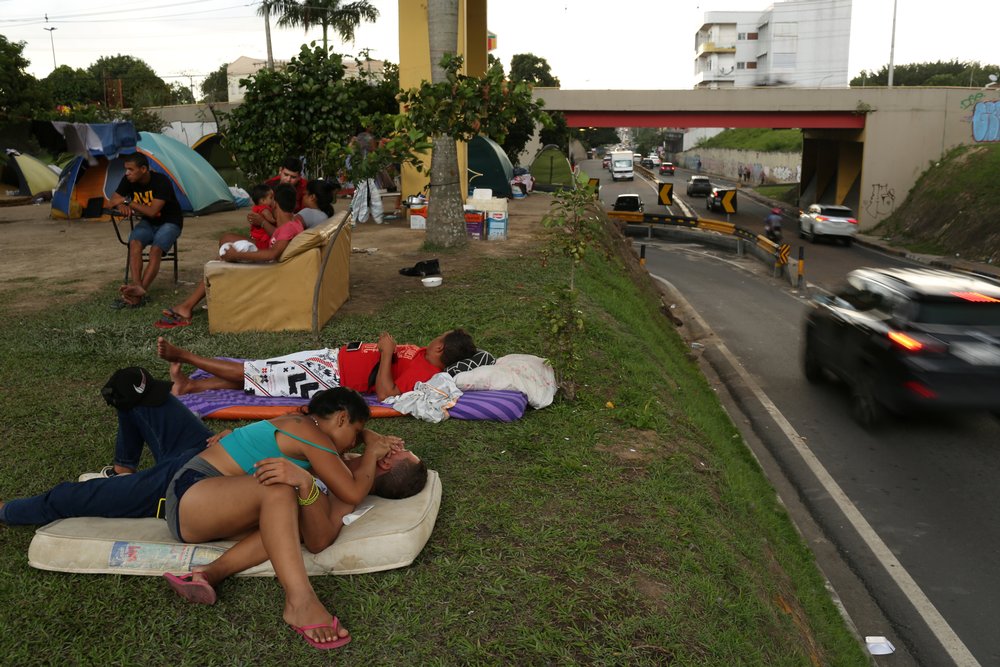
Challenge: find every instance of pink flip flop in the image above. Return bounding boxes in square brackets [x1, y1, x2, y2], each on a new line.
[291, 616, 351, 650]
[163, 572, 217, 605]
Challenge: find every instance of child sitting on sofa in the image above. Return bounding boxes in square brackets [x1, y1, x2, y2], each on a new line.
[156, 184, 305, 329]
[247, 183, 277, 250]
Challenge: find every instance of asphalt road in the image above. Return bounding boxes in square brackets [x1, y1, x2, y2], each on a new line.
[589, 157, 1000, 666]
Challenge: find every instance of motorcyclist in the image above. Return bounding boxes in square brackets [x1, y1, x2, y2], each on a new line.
[764, 207, 783, 241]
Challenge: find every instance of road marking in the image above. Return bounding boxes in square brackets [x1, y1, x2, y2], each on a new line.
[650, 272, 982, 667]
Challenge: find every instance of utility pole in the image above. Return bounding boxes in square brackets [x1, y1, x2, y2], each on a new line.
[44, 26, 57, 70]
[887, 0, 898, 87]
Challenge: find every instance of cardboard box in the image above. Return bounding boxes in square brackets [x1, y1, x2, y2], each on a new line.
[486, 211, 508, 240]
[409, 205, 427, 230]
[465, 211, 485, 239]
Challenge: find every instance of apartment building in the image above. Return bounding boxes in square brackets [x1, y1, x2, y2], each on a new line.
[694, 0, 851, 89]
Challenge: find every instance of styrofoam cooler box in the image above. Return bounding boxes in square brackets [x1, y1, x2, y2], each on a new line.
[486, 211, 508, 240]
[472, 188, 492, 200]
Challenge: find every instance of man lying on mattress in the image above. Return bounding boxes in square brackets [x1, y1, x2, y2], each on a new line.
[0, 366, 425, 536]
[157, 328, 477, 402]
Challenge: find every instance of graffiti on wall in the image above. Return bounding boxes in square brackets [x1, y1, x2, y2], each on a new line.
[972, 101, 1000, 142]
[864, 183, 896, 219]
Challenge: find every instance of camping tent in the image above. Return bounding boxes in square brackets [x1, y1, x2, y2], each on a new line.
[2, 150, 59, 199]
[529, 144, 575, 192]
[51, 127, 236, 219]
[467, 135, 513, 198]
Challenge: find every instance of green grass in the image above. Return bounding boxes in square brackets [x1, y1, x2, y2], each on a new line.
[754, 184, 801, 205]
[0, 217, 866, 664]
[697, 128, 803, 153]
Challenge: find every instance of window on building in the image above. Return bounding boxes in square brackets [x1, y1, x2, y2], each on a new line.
[736, 62, 745, 70]
[746, 62, 757, 70]
[773, 22, 797, 36]
[747, 32, 758, 40]
[773, 52, 796, 69]
[737, 32, 746, 40]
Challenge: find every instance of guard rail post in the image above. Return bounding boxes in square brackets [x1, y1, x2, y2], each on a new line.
[640, 243, 646, 267]
[797, 246, 805, 289]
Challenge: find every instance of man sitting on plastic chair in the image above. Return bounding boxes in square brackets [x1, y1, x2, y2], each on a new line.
[108, 153, 183, 309]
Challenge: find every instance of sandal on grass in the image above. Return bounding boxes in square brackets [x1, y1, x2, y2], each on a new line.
[154, 313, 191, 329]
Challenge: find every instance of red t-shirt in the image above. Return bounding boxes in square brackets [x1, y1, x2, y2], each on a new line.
[338, 343, 440, 394]
[270, 217, 304, 247]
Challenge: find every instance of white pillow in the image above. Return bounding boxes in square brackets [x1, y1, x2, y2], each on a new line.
[453, 354, 556, 408]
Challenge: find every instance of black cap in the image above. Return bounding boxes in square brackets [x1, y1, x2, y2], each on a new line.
[101, 367, 172, 409]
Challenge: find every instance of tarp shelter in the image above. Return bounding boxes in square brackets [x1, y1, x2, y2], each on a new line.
[51, 126, 236, 219]
[529, 144, 575, 192]
[2, 150, 59, 199]
[467, 135, 513, 198]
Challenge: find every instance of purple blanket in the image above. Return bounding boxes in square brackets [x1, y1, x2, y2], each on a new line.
[177, 366, 528, 422]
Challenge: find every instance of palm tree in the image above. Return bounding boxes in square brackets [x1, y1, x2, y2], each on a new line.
[255, 0, 296, 70]
[424, 0, 467, 248]
[275, 0, 379, 52]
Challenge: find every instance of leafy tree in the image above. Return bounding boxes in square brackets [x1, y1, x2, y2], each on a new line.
[851, 60, 1000, 87]
[0, 35, 49, 122]
[42, 66, 101, 106]
[169, 82, 195, 105]
[220, 43, 397, 182]
[579, 127, 619, 149]
[397, 54, 549, 248]
[538, 110, 567, 149]
[274, 0, 379, 52]
[201, 64, 229, 103]
[87, 54, 171, 108]
[510, 53, 560, 87]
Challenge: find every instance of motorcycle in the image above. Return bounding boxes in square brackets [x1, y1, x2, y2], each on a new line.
[765, 224, 782, 243]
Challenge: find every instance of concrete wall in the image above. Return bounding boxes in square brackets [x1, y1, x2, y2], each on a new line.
[678, 147, 800, 185]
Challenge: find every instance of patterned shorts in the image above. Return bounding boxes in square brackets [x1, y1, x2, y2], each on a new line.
[243, 348, 341, 399]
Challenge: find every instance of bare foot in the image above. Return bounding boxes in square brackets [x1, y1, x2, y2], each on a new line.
[122, 284, 147, 299]
[157, 336, 182, 362]
[283, 595, 349, 646]
[169, 362, 192, 396]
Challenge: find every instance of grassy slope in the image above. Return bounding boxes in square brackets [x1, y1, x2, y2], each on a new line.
[697, 128, 803, 153]
[0, 209, 865, 665]
[873, 142, 1000, 262]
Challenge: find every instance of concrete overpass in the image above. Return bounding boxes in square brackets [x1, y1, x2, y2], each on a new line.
[534, 87, 996, 229]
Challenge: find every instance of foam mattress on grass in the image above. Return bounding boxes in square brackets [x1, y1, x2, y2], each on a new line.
[28, 471, 440, 577]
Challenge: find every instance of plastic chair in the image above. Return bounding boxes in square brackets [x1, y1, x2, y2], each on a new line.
[107, 208, 179, 284]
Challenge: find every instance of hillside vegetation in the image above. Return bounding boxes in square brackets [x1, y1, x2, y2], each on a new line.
[696, 128, 803, 152]
[874, 143, 1000, 263]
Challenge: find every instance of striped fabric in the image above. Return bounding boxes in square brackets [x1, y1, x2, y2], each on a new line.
[178, 363, 528, 422]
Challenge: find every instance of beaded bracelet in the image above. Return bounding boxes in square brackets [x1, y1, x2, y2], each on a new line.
[298, 480, 321, 507]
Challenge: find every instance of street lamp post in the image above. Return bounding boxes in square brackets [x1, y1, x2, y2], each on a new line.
[887, 0, 898, 87]
[44, 27, 57, 70]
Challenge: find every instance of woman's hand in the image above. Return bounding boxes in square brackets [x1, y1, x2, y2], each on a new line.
[205, 429, 232, 448]
[253, 457, 313, 490]
[221, 246, 240, 262]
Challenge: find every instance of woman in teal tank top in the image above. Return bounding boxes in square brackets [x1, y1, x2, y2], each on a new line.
[162, 387, 398, 650]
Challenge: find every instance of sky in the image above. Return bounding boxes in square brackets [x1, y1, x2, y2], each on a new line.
[2, 0, 998, 95]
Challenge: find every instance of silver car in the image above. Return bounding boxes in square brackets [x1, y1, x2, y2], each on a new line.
[798, 204, 858, 246]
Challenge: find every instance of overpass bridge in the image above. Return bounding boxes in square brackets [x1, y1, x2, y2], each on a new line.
[534, 87, 996, 229]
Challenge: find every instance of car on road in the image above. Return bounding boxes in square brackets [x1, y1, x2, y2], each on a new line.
[649, 155, 661, 167]
[686, 175, 712, 197]
[640, 158, 654, 168]
[803, 267, 1000, 427]
[612, 194, 644, 213]
[798, 204, 858, 246]
[659, 162, 675, 175]
[706, 187, 728, 211]
[602, 155, 611, 169]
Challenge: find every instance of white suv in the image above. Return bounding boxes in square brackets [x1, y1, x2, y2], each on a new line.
[799, 204, 858, 246]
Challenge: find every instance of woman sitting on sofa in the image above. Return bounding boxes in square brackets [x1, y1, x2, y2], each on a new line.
[297, 179, 337, 229]
[156, 184, 306, 329]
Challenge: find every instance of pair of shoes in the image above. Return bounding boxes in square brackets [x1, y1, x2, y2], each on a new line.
[399, 259, 440, 277]
[291, 616, 351, 650]
[77, 465, 132, 482]
[163, 572, 217, 605]
[155, 312, 192, 329]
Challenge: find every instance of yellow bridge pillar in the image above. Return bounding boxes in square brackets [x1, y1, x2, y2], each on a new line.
[398, 0, 488, 200]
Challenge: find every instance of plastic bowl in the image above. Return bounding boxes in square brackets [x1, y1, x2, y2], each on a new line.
[421, 276, 443, 287]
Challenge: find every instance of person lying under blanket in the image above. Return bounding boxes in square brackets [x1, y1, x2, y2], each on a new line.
[156, 329, 477, 402]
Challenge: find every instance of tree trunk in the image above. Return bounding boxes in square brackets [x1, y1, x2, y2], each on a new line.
[425, 0, 467, 249]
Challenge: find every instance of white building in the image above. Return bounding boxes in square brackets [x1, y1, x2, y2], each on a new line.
[694, 0, 851, 89]
[226, 56, 386, 103]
